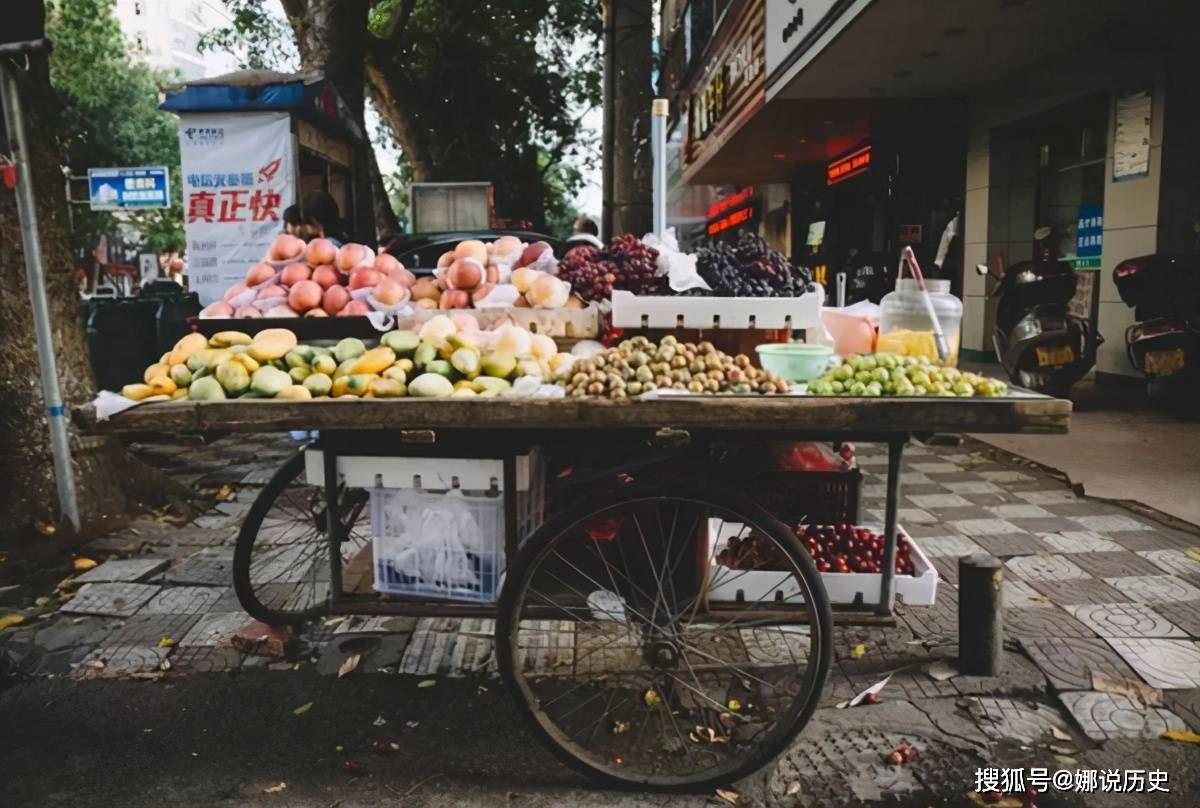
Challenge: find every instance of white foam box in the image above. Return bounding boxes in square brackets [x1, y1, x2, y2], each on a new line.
[610, 286, 824, 330]
[705, 520, 939, 607]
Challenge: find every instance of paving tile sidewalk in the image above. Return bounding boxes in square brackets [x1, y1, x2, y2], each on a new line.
[3, 431, 1199, 805]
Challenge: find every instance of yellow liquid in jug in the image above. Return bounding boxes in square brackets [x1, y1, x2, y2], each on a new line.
[876, 329, 961, 366]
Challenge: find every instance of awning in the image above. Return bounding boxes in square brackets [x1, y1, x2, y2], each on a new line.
[160, 69, 364, 142]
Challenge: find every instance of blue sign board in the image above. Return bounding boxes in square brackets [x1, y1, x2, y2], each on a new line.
[1076, 205, 1103, 266]
[87, 166, 170, 210]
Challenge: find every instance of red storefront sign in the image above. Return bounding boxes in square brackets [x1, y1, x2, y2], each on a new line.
[827, 145, 871, 185]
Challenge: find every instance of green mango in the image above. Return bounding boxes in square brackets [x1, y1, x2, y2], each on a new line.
[250, 365, 291, 397]
[334, 337, 367, 363]
[214, 360, 250, 395]
[381, 330, 421, 357]
[303, 372, 333, 397]
[413, 341, 437, 369]
[187, 376, 226, 401]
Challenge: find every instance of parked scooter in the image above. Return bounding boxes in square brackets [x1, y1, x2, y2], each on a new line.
[1112, 251, 1200, 415]
[975, 228, 1102, 397]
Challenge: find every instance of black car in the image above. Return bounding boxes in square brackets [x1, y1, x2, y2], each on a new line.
[382, 230, 565, 276]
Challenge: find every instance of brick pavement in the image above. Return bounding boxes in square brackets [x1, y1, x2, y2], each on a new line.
[3, 432, 1199, 802]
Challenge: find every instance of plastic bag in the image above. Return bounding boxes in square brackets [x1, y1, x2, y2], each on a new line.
[772, 442, 855, 472]
[643, 228, 710, 293]
[385, 490, 482, 589]
[528, 249, 559, 277]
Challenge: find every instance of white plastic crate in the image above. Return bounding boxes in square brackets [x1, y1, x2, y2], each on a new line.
[371, 487, 503, 602]
[610, 286, 824, 330]
[706, 521, 938, 607]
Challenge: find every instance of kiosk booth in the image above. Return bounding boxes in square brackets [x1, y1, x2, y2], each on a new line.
[161, 70, 375, 305]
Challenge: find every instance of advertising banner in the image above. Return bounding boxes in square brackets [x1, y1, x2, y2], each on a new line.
[178, 111, 295, 304]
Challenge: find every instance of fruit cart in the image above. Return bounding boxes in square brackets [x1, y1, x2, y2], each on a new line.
[77, 393, 1068, 790]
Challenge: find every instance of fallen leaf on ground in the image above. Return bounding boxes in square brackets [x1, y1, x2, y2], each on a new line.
[715, 788, 739, 805]
[372, 715, 387, 727]
[849, 643, 867, 659]
[643, 689, 662, 707]
[35, 520, 56, 536]
[293, 701, 314, 716]
[836, 674, 891, 709]
[1161, 729, 1200, 744]
[158, 637, 175, 648]
[1051, 726, 1071, 741]
[263, 783, 287, 794]
[967, 791, 1021, 807]
[1054, 755, 1076, 766]
[0, 614, 26, 631]
[322, 616, 346, 627]
[1049, 744, 1075, 755]
[1091, 671, 1162, 707]
[417, 679, 436, 688]
[1185, 548, 1200, 563]
[72, 558, 98, 572]
[34, 596, 51, 608]
[785, 781, 801, 796]
[337, 654, 361, 678]
[927, 660, 958, 681]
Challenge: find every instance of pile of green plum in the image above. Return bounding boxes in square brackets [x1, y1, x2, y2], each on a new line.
[807, 352, 1009, 397]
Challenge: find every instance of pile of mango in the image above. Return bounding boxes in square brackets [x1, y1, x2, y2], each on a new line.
[121, 326, 558, 402]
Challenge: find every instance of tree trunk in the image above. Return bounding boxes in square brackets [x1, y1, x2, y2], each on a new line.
[0, 58, 179, 540]
[602, 0, 653, 238]
[282, 0, 400, 238]
[364, 65, 435, 183]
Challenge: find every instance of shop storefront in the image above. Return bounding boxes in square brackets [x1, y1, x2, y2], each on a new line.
[663, 0, 1200, 382]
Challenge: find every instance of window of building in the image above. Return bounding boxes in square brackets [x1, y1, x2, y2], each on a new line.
[134, 31, 148, 51]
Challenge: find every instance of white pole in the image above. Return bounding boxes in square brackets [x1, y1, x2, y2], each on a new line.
[651, 98, 668, 238]
[0, 63, 81, 530]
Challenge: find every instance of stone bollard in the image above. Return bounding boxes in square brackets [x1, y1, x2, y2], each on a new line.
[958, 553, 1003, 676]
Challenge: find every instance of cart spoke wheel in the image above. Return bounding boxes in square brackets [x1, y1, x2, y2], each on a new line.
[497, 487, 831, 790]
[233, 453, 370, 624]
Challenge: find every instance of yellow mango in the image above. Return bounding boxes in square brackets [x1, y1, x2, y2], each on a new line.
[275, 384, 313, 400]
[381, 365, 407, 384]
[143, 362, 169, 383]
[345, 374, 378, 395]
[232, 353, 260, 373]
[366, 378, 406, 398]
[248, 328, 298, 361]
[147, 375, 177, 397]
[205, 349, 233, 369]
[168, 332, 209, 366]
[350, 347, 396, 375]
[209, 330, 253, 348]
[121, 383, 154, 401]
[312, 354, 337, 376]
[171, 388, 189, 400]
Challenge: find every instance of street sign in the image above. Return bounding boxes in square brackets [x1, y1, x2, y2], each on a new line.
[87, 166, 170, 210]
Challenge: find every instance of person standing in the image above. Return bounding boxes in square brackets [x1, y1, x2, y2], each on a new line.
[565, 215, 603, 249]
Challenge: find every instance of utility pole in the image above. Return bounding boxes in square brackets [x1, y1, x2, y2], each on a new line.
[601, 0, 653, 239]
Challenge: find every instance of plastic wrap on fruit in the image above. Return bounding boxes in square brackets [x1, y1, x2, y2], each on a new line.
[643, 228, 711, 293]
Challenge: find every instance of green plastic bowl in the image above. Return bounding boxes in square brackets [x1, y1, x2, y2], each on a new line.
[755, 343, 835, 383]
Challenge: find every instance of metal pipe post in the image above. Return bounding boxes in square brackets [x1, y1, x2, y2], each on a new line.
[876, 436, 906, 615]
[651, 98, 668, 238]
[0, 63, 81, 530]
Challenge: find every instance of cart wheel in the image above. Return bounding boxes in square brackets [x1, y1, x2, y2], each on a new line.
[496, 484, 832, 790]
[232, 453, 370, 625]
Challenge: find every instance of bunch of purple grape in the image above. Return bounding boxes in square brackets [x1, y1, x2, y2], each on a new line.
[559, 234, 665, 301]
[689, 233, 815, 297]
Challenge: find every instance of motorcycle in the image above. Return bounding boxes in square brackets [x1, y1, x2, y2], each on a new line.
[975, 228, 1102, 397]
[1112, 251, 1200, 414]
